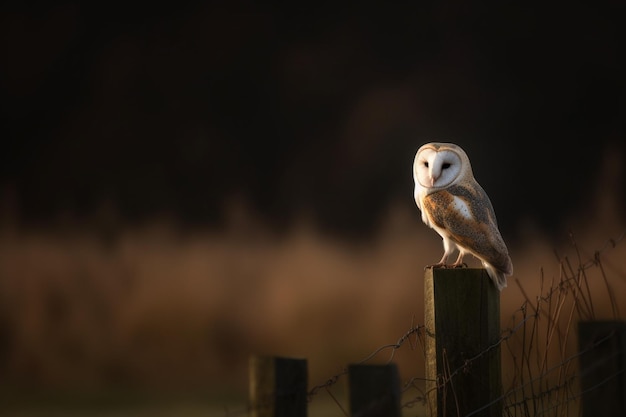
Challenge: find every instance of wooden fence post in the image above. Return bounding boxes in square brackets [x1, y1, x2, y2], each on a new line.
[348, 363, 401, 417]
[578, 321, 626, 417]
[249, 355, 307, 417]
[424, 268, 502, 417]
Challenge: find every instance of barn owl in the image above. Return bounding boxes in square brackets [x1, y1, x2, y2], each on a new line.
[413, 142, 513, 291]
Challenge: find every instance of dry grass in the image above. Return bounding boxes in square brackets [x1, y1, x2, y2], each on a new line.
[0, 193, 625, 415]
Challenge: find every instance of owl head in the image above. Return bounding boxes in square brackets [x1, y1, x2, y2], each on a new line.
[413, 142, 474, 190]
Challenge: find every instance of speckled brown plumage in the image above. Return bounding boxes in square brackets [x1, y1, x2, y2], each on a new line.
[413, 142, 513, 290]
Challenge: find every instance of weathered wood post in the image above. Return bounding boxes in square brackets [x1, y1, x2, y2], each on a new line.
[578, 321, 626, 417]
[424, 268, 502, 417]
[348, 363, 401, 417]
[249, 356, 307, 417]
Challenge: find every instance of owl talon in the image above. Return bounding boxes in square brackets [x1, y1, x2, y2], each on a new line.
[424, 263, 447, 270]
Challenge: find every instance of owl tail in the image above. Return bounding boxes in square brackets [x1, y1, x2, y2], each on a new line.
[483, 263, 508, 291]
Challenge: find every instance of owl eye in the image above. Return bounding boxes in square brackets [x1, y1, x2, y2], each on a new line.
[442, 163, 451, 169]
[424, 162, 429, 168]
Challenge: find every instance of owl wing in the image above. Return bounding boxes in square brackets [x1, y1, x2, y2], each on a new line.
[423, 183, 513, 275]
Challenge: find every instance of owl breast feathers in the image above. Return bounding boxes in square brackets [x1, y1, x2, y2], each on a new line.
[413, 142, 513, 291]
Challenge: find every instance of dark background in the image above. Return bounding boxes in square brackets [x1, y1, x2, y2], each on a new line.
[1, 4, 626, 414]
[2, 2, 625, 240]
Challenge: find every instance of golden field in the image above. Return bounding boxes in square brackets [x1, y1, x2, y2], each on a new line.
[0, 191, 624, 415]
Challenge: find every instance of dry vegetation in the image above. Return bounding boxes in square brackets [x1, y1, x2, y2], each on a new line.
[0, 190, 624, 415]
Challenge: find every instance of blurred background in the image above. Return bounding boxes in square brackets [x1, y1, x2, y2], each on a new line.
[1, 1, 625, 415]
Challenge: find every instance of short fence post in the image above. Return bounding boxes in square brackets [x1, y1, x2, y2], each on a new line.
[424, 268, 502, 417]
[348, 363, 401, 417]
[578, 321, 626, 417]
[249, 355, 307, 417]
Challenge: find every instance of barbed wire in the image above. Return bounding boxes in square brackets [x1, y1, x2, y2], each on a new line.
[314, 231, 624, 416]
[307, 322, 427, 402]
[238, 230, 626, 417]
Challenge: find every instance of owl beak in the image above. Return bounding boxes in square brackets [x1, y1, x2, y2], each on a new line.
[429, 175, 437, 187]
